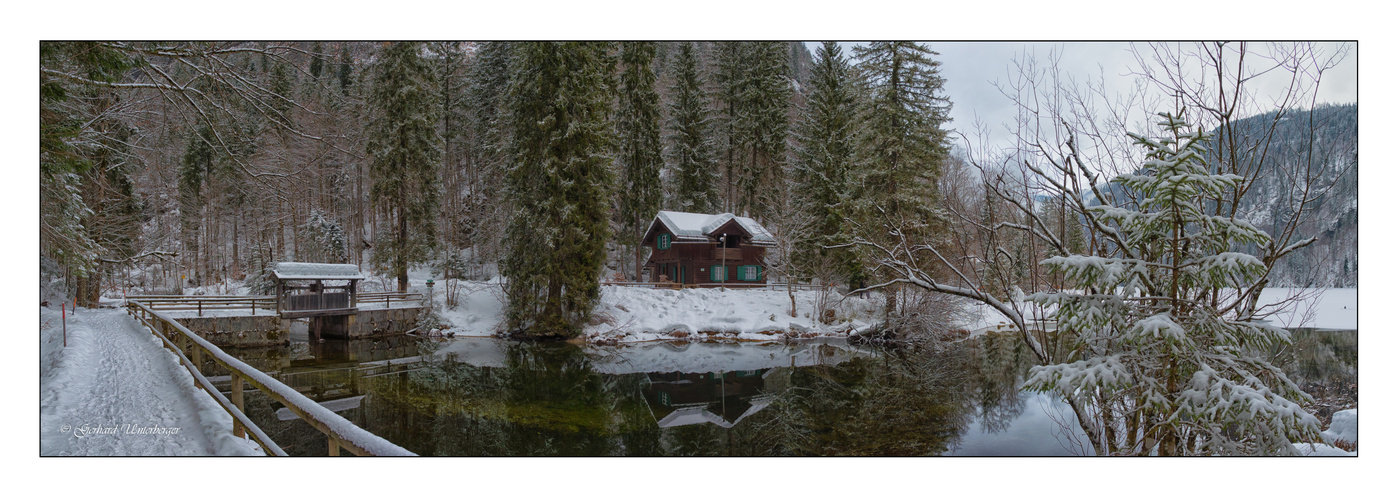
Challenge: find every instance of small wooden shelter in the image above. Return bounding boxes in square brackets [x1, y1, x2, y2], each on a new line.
[273, 262, 365, 318]
[641, 211, 775, 285]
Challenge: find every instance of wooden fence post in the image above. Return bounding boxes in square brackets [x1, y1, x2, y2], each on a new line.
[230, 373, 246, 438]
[329, 436, 340, 456]
[190, 339, 203, 371]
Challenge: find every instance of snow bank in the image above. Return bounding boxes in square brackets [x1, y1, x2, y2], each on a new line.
[581, 285, 880, 343]
[427, 279, 880, 343]
[1293, 408, 1358, 456]
[1321, 408, 1358, 447]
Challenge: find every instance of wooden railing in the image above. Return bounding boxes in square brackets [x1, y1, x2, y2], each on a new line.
[125, 300, 416, 457]
[356, 291, 424, 308]
[124, 295, 276, 316]
[126, 292, 425, 315]
[601, 281, 830, 291]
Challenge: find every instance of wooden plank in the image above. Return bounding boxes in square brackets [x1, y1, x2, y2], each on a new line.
[279, 308, 359, 319]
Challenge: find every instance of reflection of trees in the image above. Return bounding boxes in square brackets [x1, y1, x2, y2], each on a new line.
[971, 333, 1031, 434]
[364, 342, 663, 456]
[749, 347, 977, 456]
[339, 336, 1058, 456]
[1268, 329, 1358, 403]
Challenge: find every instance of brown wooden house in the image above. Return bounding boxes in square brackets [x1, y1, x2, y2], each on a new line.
[641, 211, 776, 285]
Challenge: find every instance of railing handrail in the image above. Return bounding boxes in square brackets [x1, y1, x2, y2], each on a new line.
[356, 291, 423, 298]
[601, 281, 829, 291]
[126, 299, 416, 457]
[125, 294, 277, 300]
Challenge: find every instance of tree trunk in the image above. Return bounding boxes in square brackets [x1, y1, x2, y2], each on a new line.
[397, 207, 409, 292]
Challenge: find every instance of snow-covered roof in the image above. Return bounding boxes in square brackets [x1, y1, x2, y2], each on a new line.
[273, 262, 365, 281]
[651, 211, 776, 246]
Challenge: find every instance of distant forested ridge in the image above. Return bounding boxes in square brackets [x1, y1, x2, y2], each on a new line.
[1220, 103, 1357, 287]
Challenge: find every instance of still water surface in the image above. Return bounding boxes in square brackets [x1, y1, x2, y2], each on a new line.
[212, 328, 1355, 456]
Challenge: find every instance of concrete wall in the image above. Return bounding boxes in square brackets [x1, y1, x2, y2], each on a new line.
[174, 315, 289, 348]
[346, 308, 422, 338]
[174, 307, 422, 346]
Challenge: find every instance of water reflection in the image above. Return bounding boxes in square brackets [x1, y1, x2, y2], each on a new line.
[209, 328, 1354, 456]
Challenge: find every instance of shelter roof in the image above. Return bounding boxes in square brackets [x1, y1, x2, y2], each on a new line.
[272, 262, 365, 281]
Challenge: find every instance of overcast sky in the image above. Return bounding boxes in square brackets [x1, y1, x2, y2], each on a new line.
[809, 42, 1359, 148]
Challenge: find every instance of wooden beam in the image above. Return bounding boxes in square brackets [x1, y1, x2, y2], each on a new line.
[279, 308, 359, 319]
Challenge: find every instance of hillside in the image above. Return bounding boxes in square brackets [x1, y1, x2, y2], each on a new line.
[1225, 103, 1358, 287]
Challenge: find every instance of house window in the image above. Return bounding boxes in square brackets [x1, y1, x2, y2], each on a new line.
[739, 265, 761, 282]
[657, 233, 671, 250]
[710, 265, 727, 282]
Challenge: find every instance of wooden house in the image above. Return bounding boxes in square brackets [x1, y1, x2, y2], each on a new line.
[640, 211, 775, 286]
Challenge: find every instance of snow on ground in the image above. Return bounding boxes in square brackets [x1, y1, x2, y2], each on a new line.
[126, 265, 1358, 344]
[39, 306, 260, 456]
[963, 287, 1359, 336]
[581, 285, 881, 343]
[426, 276, 881, 343]
[353, 272, 1361, 344]
[1294, 408, 1359, 456]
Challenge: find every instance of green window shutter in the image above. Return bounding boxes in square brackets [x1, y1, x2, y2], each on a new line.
[657, 233, 670, 250]
[738, 265, 761, 282]
[711, 265, 726, 281]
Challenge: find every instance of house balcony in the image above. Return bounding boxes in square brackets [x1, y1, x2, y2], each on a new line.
[713, 247, 741, 260]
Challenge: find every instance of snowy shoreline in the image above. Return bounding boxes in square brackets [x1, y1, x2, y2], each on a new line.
[148, 270, 1359, 345]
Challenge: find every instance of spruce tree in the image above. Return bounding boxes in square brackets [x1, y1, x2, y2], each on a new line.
[666, 42, 717, 214]
[179, 125, 215, 284]
[710, 42, 745, 213]
[502, 42, 616, 339]
[794, 42, 860, 286]
[337, 44, 354, 93]
[365, 41, 443, 292]
[310, 41, 324, 79]
[268, 62, 293, 125]
[431, 42, 471, 253]
[615, 42, 664, 281]
[466, 42, 514, 264]
[39, 42, 135, 297]
[850, 41, 953, 319]
[735, 41, 793, 219]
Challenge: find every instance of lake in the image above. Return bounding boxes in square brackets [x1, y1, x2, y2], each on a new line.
[213, 328, 1356, 456]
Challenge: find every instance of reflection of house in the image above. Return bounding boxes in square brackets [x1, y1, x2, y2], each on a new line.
[641, 211, 775, 285]
[643, 369, 776, 428]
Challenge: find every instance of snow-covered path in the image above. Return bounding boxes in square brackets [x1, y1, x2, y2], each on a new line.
[39, 307, 258, 456]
